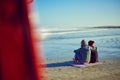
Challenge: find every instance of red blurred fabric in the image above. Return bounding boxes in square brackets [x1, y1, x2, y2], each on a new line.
[0, 0, 46, 80]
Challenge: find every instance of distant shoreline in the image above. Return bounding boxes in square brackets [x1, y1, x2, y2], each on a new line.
[92, 26, 120, 28]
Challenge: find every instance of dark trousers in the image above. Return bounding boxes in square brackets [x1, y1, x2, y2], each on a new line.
[90, 52, 98, 63]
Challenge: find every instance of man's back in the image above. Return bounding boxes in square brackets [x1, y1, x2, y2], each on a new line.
[74, 46, 89, 64]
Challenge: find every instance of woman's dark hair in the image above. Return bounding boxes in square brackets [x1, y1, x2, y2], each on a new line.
[88, 40, 94, 46]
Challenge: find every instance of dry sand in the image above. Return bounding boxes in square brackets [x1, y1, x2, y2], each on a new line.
[44, 58, 120, 80]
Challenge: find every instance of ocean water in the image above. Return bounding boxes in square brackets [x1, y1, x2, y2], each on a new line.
[40, 27, 120, 60]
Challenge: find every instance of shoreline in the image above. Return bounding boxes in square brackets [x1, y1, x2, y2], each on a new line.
[45, 57, 120, 80]
[45, 57, 119, 63]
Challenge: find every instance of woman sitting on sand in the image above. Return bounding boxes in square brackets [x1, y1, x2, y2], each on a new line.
[73, 40, 91, 64]
[88, 40, 99, 63]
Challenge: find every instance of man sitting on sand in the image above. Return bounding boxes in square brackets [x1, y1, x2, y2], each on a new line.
[73, 40, 91, 64]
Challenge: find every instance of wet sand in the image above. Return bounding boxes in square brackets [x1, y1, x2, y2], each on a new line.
[45, 58, 120, 80]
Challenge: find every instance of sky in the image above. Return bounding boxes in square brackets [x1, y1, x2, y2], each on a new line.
[33, 0, 120, 27]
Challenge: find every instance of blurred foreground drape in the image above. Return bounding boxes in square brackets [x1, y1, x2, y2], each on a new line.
[0, 0, 46, 80]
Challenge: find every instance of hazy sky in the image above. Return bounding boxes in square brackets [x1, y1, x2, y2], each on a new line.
[34, 0, 120, 27]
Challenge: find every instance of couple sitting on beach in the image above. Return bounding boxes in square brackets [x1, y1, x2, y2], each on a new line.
[73, 40, 99, 65]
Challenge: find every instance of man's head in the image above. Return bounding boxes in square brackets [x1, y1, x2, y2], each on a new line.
[81, 40, 87, 47]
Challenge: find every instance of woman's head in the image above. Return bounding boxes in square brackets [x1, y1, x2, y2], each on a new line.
[88, 40, 94, 46]
[81, 40, 87, 47]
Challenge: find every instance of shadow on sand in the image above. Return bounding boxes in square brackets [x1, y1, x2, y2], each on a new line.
[46, 61, 73, 68]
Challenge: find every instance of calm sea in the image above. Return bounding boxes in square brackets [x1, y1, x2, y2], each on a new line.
[39, 27, 120, 60]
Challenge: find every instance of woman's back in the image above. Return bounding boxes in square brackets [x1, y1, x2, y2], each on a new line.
[90, 46, 99, 63]
[88, 40, 99, 63]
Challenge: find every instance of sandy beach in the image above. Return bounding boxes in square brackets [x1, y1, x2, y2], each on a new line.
[44, 58, 120, 80]
[40, 27, 120, 80]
